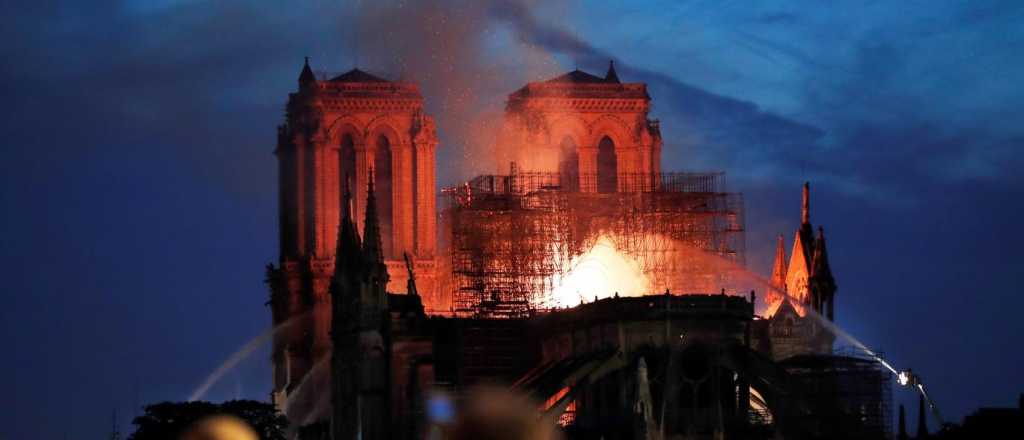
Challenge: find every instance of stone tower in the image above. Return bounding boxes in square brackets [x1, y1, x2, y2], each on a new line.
[266, 59, 437, 421]
[496, 61, 662, 192]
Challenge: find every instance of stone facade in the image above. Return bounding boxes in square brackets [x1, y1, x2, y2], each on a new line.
[495, 62, 663, 192]
[268, 63, 856, 440]
[267, 60, 439, 423]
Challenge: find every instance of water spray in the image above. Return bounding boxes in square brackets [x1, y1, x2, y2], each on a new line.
[188, 312, 310, 402]
[282, 355, 330, 416]
[684, 248, 947, 427]
[896, 369, 946, 426]
[759, 281, 946, 426]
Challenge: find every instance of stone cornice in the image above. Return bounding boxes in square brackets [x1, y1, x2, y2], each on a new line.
[509, 97, 649, 113]
[314, 97, 424, 113]
[316, 80, 421, 95]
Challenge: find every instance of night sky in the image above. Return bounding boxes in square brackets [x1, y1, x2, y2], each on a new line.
[3, 1, 1024, 438]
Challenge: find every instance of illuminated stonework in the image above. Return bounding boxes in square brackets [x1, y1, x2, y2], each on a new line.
[266, 59, 439, 420]
[495, 62, 662, 192]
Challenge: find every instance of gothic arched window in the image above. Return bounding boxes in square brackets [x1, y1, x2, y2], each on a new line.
[597, 136, 617, 193]
[374, 135, 394, 258]
[339, 134, 356, 203]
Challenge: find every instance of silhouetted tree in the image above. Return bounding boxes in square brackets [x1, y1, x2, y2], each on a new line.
[129, 400, 287, 440]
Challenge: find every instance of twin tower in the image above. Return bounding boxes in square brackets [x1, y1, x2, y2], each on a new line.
[267, 58, 665, 411]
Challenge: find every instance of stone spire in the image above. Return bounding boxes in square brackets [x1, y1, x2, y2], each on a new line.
[330, 174, 363, 349]
[797, 182, 815, 268]
[811, 226, 837, 320]
[605, 60, 621, 83]
[298, 56, 316, 87]
[898, 404, 909, 440]
[770, 234, 788, 291]
[334, 174, 362, 280]
[362, 168, 390, 304]
[917, 393, 929, 439]
[363, 168, 384, 266]
[801, 181, 810, 226]
[403, 252, 419, 297]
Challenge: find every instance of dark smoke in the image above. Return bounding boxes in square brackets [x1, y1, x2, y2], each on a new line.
[343, 0, 825, 189]
[490, 0, 825, 180]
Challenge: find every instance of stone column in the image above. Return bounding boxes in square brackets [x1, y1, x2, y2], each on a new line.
[311, 131, 340, 259]
[414, 140, 437, 257]
[578, 146, 598, 193]
[292, 133, 309, 257]
[310, 259, 334, 360]
[394, 141, 415, 258]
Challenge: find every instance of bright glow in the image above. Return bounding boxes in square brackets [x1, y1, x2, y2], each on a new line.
[897, 371, 911, 387]
[749, 386, 774, 425]
[549, 235, 651, 308]
[427, 391, 455, 424]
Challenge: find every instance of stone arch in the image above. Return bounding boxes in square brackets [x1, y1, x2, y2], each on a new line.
[589, 115, 635, 192]
[338, 133, 357, 199]
[587, 114, 632, 151]
[365, 116, 405, 149]
[547, 114, 589, 149]
[365, 116, 415, 260]
[326, 120, 362, 197]
[370, 133, 395, 258]
[325, 116, 365, 148]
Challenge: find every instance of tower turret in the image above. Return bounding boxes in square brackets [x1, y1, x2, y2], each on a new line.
[605, 60, 620, 83]
[298, 56, 316, 88]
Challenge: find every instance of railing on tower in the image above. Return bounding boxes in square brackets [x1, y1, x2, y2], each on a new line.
[448, 171, 727, 207]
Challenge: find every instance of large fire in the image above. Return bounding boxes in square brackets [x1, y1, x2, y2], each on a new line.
[549, 235, 652, 308]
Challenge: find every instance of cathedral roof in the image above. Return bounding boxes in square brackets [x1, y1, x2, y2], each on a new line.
[605, 60, 621, 83]
[330, 68, 390, 83]
[545, 69, 611, 84]
[507, 63, 648, 105]
[766, 296, 805, 319]
[542, 61, 623, 84]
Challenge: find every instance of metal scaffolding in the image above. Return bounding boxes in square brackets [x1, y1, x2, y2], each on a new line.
[783, 350, 894, 439]
[443, 170, 746, 317]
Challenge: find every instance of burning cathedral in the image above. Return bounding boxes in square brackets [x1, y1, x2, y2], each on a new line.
[265, 58, 890, 440]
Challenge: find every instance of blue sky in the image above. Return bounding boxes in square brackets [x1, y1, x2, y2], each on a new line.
[2, 1, 1023, 438]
